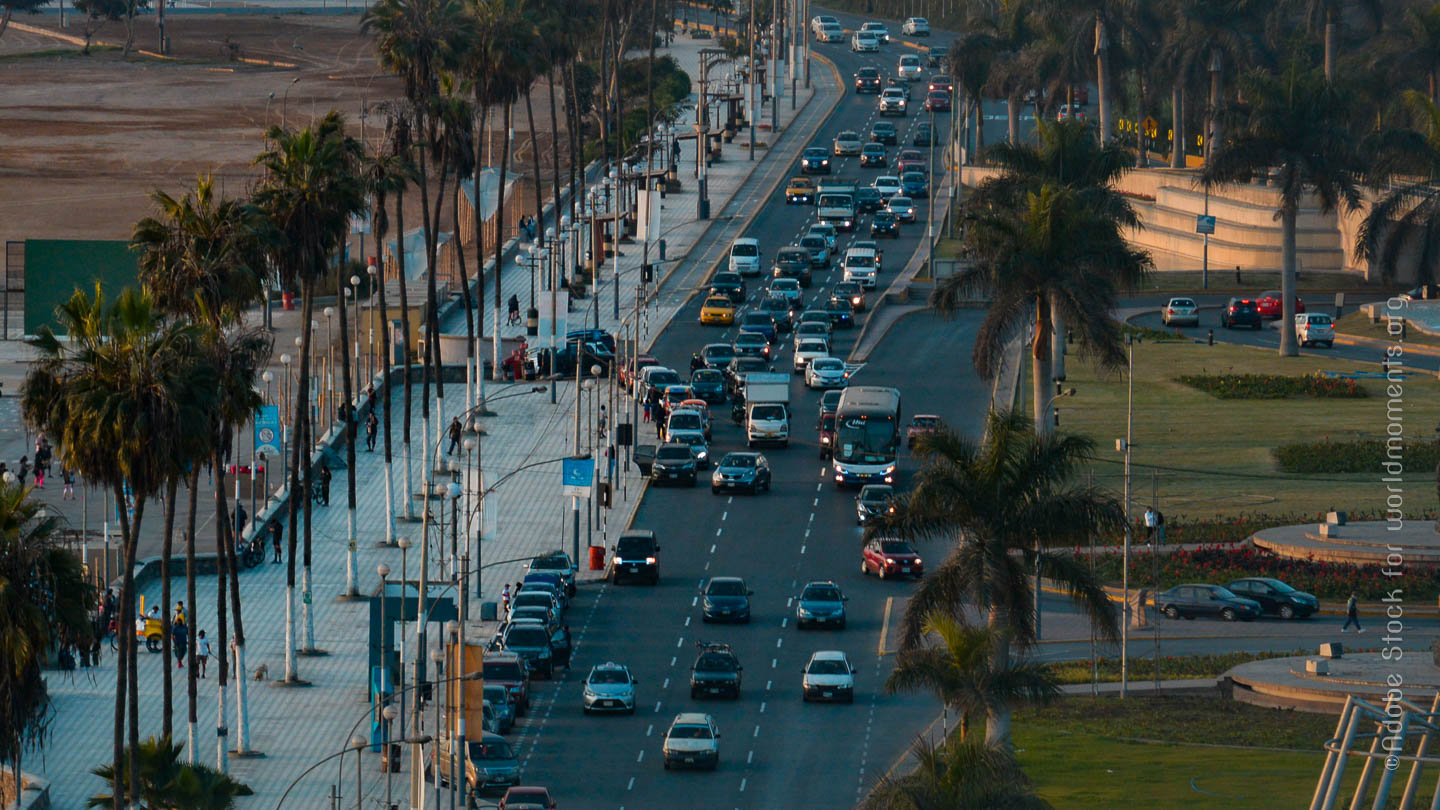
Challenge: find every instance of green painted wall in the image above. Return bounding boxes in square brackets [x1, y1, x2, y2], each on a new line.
[24, 239, 139, 336]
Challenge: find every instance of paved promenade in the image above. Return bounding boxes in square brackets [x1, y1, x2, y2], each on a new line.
[35, 33, 839, 808]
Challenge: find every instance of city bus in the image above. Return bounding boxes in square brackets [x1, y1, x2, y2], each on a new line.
[831, 386, 902, 487]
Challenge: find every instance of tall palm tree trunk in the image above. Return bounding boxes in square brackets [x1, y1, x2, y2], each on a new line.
[213, 488, 228, 773]
[1207, 54, 1222, 162]
[1032, 299, 1055, 439]
[526, 89, 545, 313]
[1095, 17, 1112, 143]
[415, 135, 437, 512]
[567, 65, 584, 224]
[1279, 203, 1299, 356]
[396, 185, 415, 521]
[1324, 9, 1336, 81]
[975, 96, 986, 154]
[1007, 91, 1020, 144]
[1050, 297, 1066, 383]
[471, 98, 489, 407]
[184, 468, 200, 765]
[216, 463, 252, 753]
[284, 280, 316, 680]
[985, 604, 1013, 745]
[121, 497, 146, 804]
[160, 476, 178, 743]
[301, 346, 317, 653]
[338, 258, 358, 598]
[453, 166, 475, 416]
[1170, 83, 1184, 169]
[374, 191, 397, 547]
[427, 143, 450, 489]
[493, 102, 513, 382]
[549, 69, 566, 284]
[110, 484, 131, 809]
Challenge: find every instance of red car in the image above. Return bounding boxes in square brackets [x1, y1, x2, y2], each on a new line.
[906, 414, 943, 448]
[927, 74, 952, 94]
[483, 651, 532, 715]
[1254, 290, 1305, 319]
[500, 786, 557, 809]
[619, 353, 659, 389]
[896, 148, 927, 173]
[861, 538, 924, 579]
[923, 90, 951, 112]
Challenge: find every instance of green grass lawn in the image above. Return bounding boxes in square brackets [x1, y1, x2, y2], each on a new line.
[1027, 341, 1440, 518]
[1013, 696, 1427, 808]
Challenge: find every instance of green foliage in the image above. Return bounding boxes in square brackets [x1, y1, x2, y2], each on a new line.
[1120, 323, 1190, 342]
[1014, 695, 1338, 751]
[88, 736, 253, 809]
[1044, 649, 1310, 684]
[1274, 438, 1440, 473]
[1176, 373, 1368, 399]
[861, 735, 1051, 810]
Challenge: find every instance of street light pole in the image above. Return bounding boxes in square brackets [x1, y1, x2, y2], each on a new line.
[1120, 333, 1135, 698]
[611, 167, 622, 322]
[748, 0, 757, 161]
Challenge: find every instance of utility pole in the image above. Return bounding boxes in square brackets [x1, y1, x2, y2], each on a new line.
[748, 0, 756, 161]
[770, 0, 780, 132]
[1119, 332, 1134, 698]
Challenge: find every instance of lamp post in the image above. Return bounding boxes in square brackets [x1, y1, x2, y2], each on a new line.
[1119, 333, 1135, 698]
[553, 217, 569, 405]
[349, 274, 362, 389]
[610, 167, 622, 322]
[262, 370, 279, 496]
[366, 260, 379, 384]
[395, 535, 411, 739]
[323, 307, 336, 428]
[1031, 385, 1076, 641]
[281, 75, 299, 129]
[573, 374, 598, 566]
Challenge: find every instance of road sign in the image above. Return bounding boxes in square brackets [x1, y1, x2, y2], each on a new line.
[1142, 116, 1157, 138]
[561, 457, 594, 498]
[1196, 215, 1216, 235]
[253, 404, 281, 458]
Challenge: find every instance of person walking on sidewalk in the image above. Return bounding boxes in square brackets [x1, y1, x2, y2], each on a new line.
[1343, 592, 1364, 632]
[196, 630, 211, 678]
[61, 466, 75, 499]
[507, 293, 521, 326]
[234, 502, 247, 543]
[319, 460, 332, 506]
[270, 520, 283, 563]
[447, 416, 463, 455]
[17, 456, 28, 486]
[365, 412, 379, 451]
[598, 404, 608, 440]
[172, 617, 188, 669]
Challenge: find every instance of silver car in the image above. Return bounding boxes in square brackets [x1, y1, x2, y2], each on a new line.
[887, 195, 916, 222]
[1162, 297, 1199, 327]
[806, 356, 850, 389]
[483, 683, 516, 733]
[833, 130, 863, 156]
[583, 661, 638, 714]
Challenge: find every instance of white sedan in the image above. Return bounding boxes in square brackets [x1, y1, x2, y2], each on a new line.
[793, 339, 831, 374]
[769, 278, 803, 306]
[806, 357, 850, 389]
[872, 175, 902, 198]
[860, 21, 890, 42]
[851, 31, 880, 52]
[901, 17, 930, 36]
[801, 650, 856, 703]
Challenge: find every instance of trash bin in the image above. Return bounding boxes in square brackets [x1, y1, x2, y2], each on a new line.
[480, 601, 498, 621]
[588, 545, 606, 571]
[282, 291, 295, 311]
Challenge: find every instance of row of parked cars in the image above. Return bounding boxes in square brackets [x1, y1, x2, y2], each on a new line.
[1156, 577, 1319, 621]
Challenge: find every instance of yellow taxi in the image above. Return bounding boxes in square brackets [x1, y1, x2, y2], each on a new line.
[699, 296, 737, 325]
[785, 176, 817, 205]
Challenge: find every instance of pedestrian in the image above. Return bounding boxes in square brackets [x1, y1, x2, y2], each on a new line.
[319, 460, 332, 506]
[507, 293, 521, 326]
[1143, 506, 1158, 541]
[642, 400, 653, 423]
[102, 588, 116, 623]
[174, 601, 186, 626]
[1343, 592, 1364, 633]
[172, 618, 188, 669]
[447, 416, 463, 455]
[501, 583, 512, 614]
[33, 442, 48, 488]
[17, 456, 28, 485]
[61, 466, 75, 500]
[196, 630, 211, 678]
[690, 353, 704, 373]
[271, 520, 283, 563]
[656, 410, 665, 440]
[234, 502, 248, 542]
[598, 404, 608, 439]
[365, 412, 379, 451]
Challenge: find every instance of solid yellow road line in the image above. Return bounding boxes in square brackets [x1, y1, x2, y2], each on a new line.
[878, 596, 894, 657]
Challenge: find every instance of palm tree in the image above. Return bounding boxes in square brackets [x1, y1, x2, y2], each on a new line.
[950, 19, 1000, 159]
[866, 411, 1124, 743]
[88, 736, 252, 810]
[861, 735, 1052, 810]
[1288, 0, 1383, 81]
[937, 182, 1148, 436]
[1044, 0, 1150, 144]
[253, 111, 367, 678]
[1160, 0, 1263, 166]
[1203, 60, 1366, 356]
[1356, 92, 1440, 287]
[968, 118, 1141, 386]
[1398, 3, 1440, 107]
[886, 615, 1057, 743]
[23, 286, 216, 808]
[0, 481, 93, 800]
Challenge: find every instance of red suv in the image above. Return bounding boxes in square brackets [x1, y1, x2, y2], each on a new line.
[483, 651, 531, 715]
[861, 538, 924, 579]
[1254, 290, 1305, 319]
[906, 414, 943, 448]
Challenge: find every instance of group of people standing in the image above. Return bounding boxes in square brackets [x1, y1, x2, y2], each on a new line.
[1, 433, 75, 497]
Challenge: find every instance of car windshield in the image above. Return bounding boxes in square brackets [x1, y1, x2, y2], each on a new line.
[735, 358, 767, 371]
[697, 652, 738, 671]
[670, 724, 714, 740]
[531, 555, 568, 571]
[506, 626, 550, 647]
[778, 248, 807, 262]
[650, 370, 681, 386]
[512, 608, 549, 623]
[693, 369, 722, 383]
[484, 661, 525, 680]
[513, 592, 551, 606]
[742, 313, 773, 326]
[751, 404, 785, 420]
[708, 580, 747, 596]
[903, 172, 926, 182]
[714, 273, 740, 284]
[674, 434, 705, 448]
[801, 237, 825, 249]
[1263, 579, 1296, 592]
[657, 446, 692, 460]
[670, 413, 702, 430]
[875, 211, 896, 222]
[773, 280, 799, 290]
[821, 414, 835, 431]
[858, 68, 878, 77]
[484, 685, 508, 701]
[813, 358, 843, 371]
[891, 197, 913, 207]
[808, 659, 849, 675]
[799, 341, 828, 353]
[880, 540, 913, 554]
[720, 454, 756, 468]
[470, 740, 515, 760]
[1171, 299, 1196, 307]
[1211, 586, 1241, 599]
[589, 668, 630, 685]
[846, 254, 875, 268]
[704, 297, 731, 308]
[616, 538, 653, 556]
[914, 416, 939, 427]
[736, 333, 765, 346]
[861, 487, 892, 504]
[901, 56, 919, 65]
[803, 585, 841, 601]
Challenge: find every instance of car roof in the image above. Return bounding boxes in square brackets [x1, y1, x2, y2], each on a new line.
[810, 650, 848, 661]
[733, 237, 759, 246]
[845, 247, 877, 257]
[673, 712, 713, 725]
[591, 661, 630, 672]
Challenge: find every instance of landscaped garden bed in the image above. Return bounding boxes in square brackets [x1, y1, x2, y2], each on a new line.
[1176, 373, 1367, 399]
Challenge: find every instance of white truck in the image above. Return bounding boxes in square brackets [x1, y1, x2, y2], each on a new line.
[816, 183, 857, 232]
[742, 372, 792, 448]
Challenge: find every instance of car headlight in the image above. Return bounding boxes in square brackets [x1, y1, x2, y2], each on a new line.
[797, 607, 814, 617]
[821, 436, 830, 443]
[697, 450, 708, 460]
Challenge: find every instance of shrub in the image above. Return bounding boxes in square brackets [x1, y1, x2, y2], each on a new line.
[1120, 323, 1189, 342]
[1175, 373, 1367, 399]
[1044, 650, 1311, 685]
[1275, 438, 1440, 474]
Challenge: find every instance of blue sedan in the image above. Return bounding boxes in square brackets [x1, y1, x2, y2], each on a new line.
[900, 171, 928, 197]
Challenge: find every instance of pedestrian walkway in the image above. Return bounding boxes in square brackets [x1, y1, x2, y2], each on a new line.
[37, 37, 841, 808]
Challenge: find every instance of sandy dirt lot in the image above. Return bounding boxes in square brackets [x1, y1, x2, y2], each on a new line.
[0, 13, 564, 251]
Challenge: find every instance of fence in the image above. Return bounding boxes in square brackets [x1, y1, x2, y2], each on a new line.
[4, 241, 24, 339]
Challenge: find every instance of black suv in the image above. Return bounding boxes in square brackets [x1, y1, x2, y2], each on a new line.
[825, 295, 856, 327]
[854, 187, 883, 213]
[757, 296, 796, 334]
[709, 272, 746, 303]
[870, 122, 898, 145]
[609, 530, 660, 585]
[1220, 297, 1262, 330]
[870, 210, 900, 238]
[725, 356, 770, 397]
[853, 66, 882, 93]
[651, 443, 698, 486]
[689, 641, 743, 699]
[772, 247, 813, 287]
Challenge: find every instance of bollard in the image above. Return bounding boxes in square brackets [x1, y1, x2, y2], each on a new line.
[1207, 329, 1214, 346]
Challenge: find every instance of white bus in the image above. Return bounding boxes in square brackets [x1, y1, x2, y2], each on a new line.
[832, 386, 902, 487]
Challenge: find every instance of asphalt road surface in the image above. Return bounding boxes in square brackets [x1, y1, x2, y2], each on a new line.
[509, 21, 998, 808]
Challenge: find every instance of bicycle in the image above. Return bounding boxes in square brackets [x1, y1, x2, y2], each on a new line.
[241, 533, 266, 569]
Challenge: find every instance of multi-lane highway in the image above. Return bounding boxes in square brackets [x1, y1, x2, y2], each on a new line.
[509, 20, 992, 810]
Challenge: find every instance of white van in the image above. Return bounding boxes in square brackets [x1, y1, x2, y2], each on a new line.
[842, 247, 879, 289]
[728, 237, 762, 277]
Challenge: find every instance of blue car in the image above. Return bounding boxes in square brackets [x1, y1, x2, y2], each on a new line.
[900, 171, 928, 197]
[795, 581, 848, 629]
[738, 311, 778, 343]
[700, 577, 753, 623]
[689, 368, 727, 404]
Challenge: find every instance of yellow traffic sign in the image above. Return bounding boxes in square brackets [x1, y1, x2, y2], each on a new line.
[1142, 116, 1157, 138]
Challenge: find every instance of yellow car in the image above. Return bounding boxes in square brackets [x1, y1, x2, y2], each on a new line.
[700, 296, 737, 325]
[785, 176, 817, 205]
